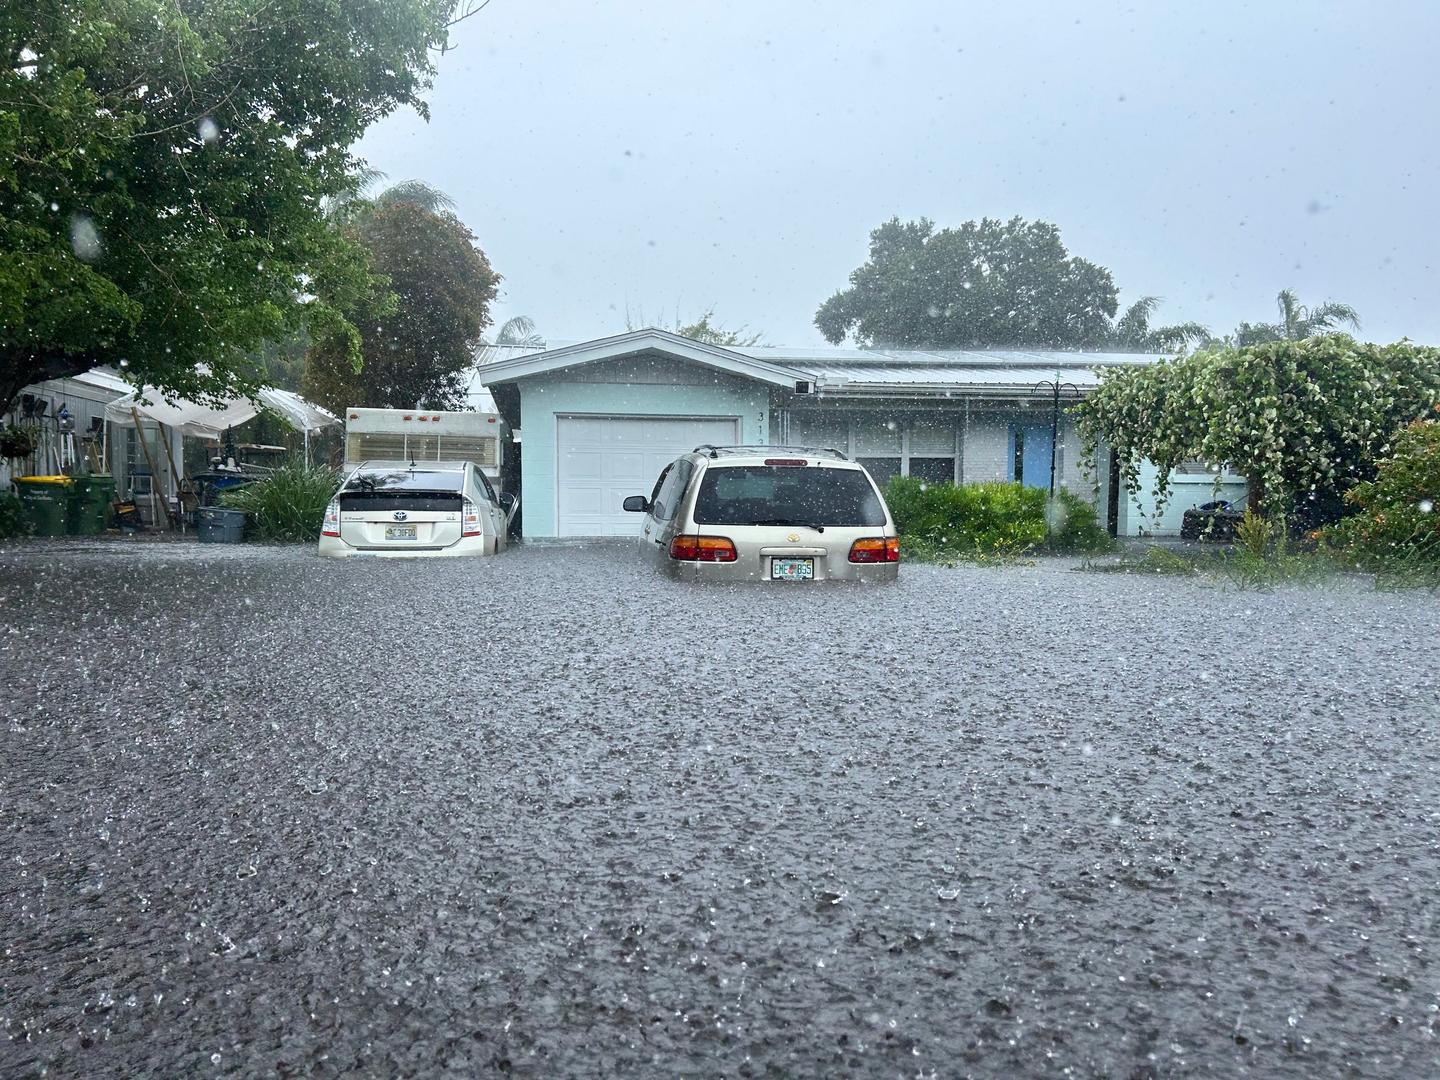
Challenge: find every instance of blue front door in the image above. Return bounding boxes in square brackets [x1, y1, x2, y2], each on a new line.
[1009, 424, 1054, 490]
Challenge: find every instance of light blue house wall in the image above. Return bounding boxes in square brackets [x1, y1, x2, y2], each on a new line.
[515, 361, 771, 537]
[1118, 459, 1249, 536]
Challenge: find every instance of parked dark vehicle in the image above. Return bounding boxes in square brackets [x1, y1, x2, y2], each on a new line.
[1181, 491, 1349, 542]
[1180, 499, 1246, 541]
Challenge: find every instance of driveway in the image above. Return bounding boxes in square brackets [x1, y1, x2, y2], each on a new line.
[2, 540, 1438, 1077]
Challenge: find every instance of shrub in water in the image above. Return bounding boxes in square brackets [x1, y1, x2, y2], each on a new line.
[220, 464, 338, 542]
[0, 491, 31, 539]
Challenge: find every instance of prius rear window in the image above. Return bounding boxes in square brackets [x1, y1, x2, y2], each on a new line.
[343, 470, 464, 492]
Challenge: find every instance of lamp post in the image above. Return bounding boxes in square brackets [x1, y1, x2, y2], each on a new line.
[1030, 377, 1082, 497]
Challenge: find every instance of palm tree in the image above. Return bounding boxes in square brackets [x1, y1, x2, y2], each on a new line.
[1111, 296, 1212, 352]
[475, 316, 546, 369]
[371, 179, 457, 215]
[322, 174, 458, 223]
[486, 315, 545, 348]
[320, 166, 387, 223]
[1234, 289, 1360, 345]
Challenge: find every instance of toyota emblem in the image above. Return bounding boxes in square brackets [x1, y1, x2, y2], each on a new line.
[393, 511, 408, 521]
[786, 532, 800, 542]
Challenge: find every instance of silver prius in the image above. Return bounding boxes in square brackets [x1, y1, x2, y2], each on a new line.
[622, 445, 899, 582]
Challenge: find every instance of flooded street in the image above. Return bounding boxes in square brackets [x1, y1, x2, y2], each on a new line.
[2, 540, 1438, 1077]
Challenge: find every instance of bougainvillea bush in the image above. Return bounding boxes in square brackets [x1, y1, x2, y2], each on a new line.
[1075, 336, 1440, 520]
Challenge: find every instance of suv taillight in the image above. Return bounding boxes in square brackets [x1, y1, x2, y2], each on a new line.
[848, 537, 899, 563]
[669, 534, 737, 562]
[321, 499, 340, 537]
[462, 497, 482, 537]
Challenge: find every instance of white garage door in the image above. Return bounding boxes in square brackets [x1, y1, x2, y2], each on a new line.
[556, 415, 740, 536]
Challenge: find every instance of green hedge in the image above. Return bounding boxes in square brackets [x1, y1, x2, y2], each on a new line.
[1047, 490, 1112, 553]
[885, 477, 1111, 557]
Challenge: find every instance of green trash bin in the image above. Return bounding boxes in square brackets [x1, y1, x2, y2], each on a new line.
[82, 474, 117, 534]
[63, 475, 90, 535]
[14, 476, 74, 537]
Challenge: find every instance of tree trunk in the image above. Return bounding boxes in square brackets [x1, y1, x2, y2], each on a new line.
[1247, 475, 1266, 517]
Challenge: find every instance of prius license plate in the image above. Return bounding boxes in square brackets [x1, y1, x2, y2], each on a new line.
[771, 557, 814, 581]
[384, 525, 417, 540]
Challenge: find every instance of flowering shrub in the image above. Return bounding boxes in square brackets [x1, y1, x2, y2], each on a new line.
[1326, 417, 1440, 565]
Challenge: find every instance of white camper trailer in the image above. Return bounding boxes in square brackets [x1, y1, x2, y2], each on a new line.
[343, 408, 505, 488]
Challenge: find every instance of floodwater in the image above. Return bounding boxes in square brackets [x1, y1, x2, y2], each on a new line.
[2, 539, 1438, 1077]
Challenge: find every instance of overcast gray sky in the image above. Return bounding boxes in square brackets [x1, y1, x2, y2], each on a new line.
[356, 0, 1440, 348]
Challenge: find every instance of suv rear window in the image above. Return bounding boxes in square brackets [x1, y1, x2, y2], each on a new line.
[692, 465, 886, 526]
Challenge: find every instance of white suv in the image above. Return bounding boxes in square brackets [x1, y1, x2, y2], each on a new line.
[623, 445, 899, 582]
[318, 460, 517, 558]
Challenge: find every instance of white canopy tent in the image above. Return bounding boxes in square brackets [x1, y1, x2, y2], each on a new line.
[105, 385, 337, 440]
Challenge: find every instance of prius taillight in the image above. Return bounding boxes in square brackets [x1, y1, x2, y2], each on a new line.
[462, 497, 482, 537]
[321, 499, 340, 537]
[669, 535, 737, 562]
[848, 537, 900, 563]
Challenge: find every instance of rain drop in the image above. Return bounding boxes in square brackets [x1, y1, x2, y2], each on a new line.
[70, 213, 102, 262]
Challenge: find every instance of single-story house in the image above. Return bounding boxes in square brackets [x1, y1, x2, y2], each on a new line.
[474, 329, 1247, 539]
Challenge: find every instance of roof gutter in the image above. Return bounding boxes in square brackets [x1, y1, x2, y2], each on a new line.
[811, 380, 1097, 400]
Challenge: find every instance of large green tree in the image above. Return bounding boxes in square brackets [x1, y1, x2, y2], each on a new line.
[815, 216, 1121, 349]
[1075, 336, 1440, 517]
[301, 188, 499, 413]
[1, 0, 456, 410]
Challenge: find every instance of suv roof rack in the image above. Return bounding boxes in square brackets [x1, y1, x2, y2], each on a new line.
[692, 443, 850, 461]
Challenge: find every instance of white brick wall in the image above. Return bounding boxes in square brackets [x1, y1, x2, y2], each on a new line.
[960, 412, 1010, 483]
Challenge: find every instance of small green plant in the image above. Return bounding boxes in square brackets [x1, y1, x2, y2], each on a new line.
[220, 464, 338, 542]
[0, 491, 31, 539]
[0, 425, 37, 460]
[1235, 508, 1275, 558]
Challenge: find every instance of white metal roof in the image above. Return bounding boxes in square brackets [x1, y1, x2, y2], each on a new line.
[731, 345, 1158, 368]
[71, 367, 135, 395]
[476, 329, 813, 389]
[467, 330, 1167, 399]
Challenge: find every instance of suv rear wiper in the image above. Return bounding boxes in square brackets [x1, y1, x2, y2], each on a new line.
[749, 518, 825, 533]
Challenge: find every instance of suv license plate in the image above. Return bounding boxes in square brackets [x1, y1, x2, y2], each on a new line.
[384, 525, 417, 540]
[771, 557, 814, 581]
